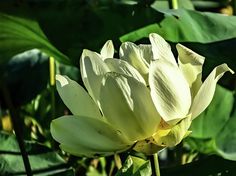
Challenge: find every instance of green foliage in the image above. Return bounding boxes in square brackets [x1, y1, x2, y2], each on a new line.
[187, 85, 236, 161]
[116, 156, 152, 176]
[0, 131, 74, 175]
[0, 13, 70, 65]
[0, 0, 235, 175]
[0, 49, 49, 107]
[120, 9, 236, 43]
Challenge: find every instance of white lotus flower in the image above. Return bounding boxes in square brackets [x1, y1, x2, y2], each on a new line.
[50, 34, 234, 157]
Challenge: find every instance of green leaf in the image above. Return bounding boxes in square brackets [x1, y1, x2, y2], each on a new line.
[0, 49, 49, 107]
[215, 110, 236, 161]
[120, 9, 236, 43]
[190, 85, 234, 139]
[0, 13, 70, 65]
[151, 0, 194, 10]
[115, 156, 151, 176]
[0, 131, 73, 175]
[160, 155, 236, 176]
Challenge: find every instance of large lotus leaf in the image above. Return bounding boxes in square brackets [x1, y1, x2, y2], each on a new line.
[0, 131, 74, 175]
[0, 49, 49, 107]
[120, 9, 236, 43]
[190, 85, 234, 139]
[215, 109, 236, 161]
[185, 85, 236, 161]
[0, 12, 70, 65]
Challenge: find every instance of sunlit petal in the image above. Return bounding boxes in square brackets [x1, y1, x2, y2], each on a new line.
[80, 49, 110, 102]
[138, 44, 153, 65]
[149, 59, 191, 125]
[120, 42, 149, 81]
[56, 75, 102, 118]
[100, 72, 161, 141]
[190, 64, 234, 119]
[177, 44, 205, 97]
[51, 116, 133, 157]
[100, 40, 114, 59]
[149, 33, 177, 66]
[105, 58, 146, 85]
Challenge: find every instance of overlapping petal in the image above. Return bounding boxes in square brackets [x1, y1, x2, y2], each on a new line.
[120, 42, 149, 81]
[104, 58, 146, 85]
[190, 64, 234, 119]
[51, 116, 133, 157]
[152, 115, 192, 147]
[149, 33, 177, 66]
[56, 75, 102, 119]
[99, 72, 161, 141]
[80, 49, 110, 102]
[149, 59, 192, 125]
[177, 44, 205, 97]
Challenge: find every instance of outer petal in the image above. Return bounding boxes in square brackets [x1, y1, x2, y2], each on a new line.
[149, 59, 191, 125]
[177, 44, 205, 97]
[100, 40, 114, 59]
[153, 115, 192, 147]
[80, 49, 110, 102]
[138, 44, 153, 65]
[104, 58, 146, 85]
[149, 33, 177, 66]
[56, 75, 102, 118]
[51, 116, 133, 157]
[100, 72, 161, 141]
[190, 64, 234, 119]
[119, 42, 149, 81]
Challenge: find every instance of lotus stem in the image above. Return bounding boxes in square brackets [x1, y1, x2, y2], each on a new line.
[168, 0, 178, 9]
[153, 153, 161, 176]
[49, 57, 56, 119]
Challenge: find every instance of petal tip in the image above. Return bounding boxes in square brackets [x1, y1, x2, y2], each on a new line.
[56, 75, 68, 87]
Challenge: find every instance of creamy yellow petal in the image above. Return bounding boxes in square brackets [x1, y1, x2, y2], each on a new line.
[153, 115, 192, 147]
[51, 116, 133, 157]
[105, 58, 146, 85]
[119, 42, 149, 81]
[56, 75, 102, 118]
[100, 72, 161, 141]
[80, 49, 110, 102]
[190, 64, 234, 119]
[138, 44, 153, 66]
[100, 40, 114, 59]
[149, 59, 191, 125]
[149, 33, 177, 66]
[177, 44, 205, 97]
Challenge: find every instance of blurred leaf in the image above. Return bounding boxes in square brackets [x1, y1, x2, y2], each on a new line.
[0, 12, 70, 65]
[161, 155, 236, 176]
[190, 85, 234, 138]
[186, 86, 236, 161]
[115, 155, 151, 176]
[0, 2, 165, 64]
[151, 0, 194, 10]
[0, 131, 74, 175]
[120, 9, 236, 43]
[185, 138, 216, 155]
[215, 110, 236, 161]
[0, 49, 49, 107]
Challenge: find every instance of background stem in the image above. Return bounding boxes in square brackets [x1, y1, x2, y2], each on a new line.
[168, 0, 179, 9]
[0, 81, 32, 176]
[49, 56, 56, 120]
